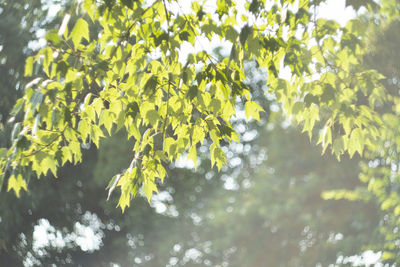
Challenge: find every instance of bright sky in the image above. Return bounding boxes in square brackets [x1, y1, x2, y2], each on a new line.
[317, 0, 357, 25]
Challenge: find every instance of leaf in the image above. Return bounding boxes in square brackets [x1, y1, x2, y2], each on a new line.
[32, 114, 40, 136]
[70, 18, 89, 47]
[11, 123, 22, 141]
[78, 120, 91, 141]
[145, 109, 160, 126]
[10, 98, 24, 116]
[381, 252, 395, 261]
[239, 24, 251, 46]
[121, 0, 134, 9]
[179, 31, 190, 41]
[143, 75, 158, 97]
[192, 125, 205, 145]
[46, 29, 62, 45]
[348, 128, 364, 157]
[320, 84, 336, 102]
[25, 57, 34, 77]
[143, 179, 158, 203]
[345, 0, 378, 10]
[164, 137, 177, 158]
[210, 129, 220, 147]
[210, 99, 221, 113]
[118, 188, 131, 213]
[187, 86, 198, 100]
[41, 156, 58, 177]
[55, 140, 66, 159]
[245, 101, 264, 122]
[332, 136, 345, 160]
[153, 132, 163, 151]
[210, 144, 226, 171]
[7, 174, 28, 197]
[304, 93, 319, 107]
[292, 101, 304, 115]
[187, 145, 197, 168]
[30, 90, 43, 112]
[301, 105, 320, 139]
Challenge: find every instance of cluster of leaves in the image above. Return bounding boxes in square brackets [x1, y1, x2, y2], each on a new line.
[0, 0, 396, 212]
[3, 0, 400, 265]
[313, 0, 400, 262]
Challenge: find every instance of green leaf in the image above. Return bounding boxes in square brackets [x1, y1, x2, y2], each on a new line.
[143, 179, 158, 203]
[225, 26, 238, 43]
[320, 84, 336, 102]
[11, 123, 22, 141]
[210, 144, 226, 171]
[41, 156, 58, 177]
[30, 90, 43, 112]
[192, 124, 205, 145]
[32, 114, 40, 136]
[292, 101, 304, 115]
[121, 0, 134, 9]
[210, 99, 221, 114]
[45, 29, 62, 45]
[304, 93, 319, 107]
[179, 31, 190, 41]
[332, 136, 345, 160]
[25, 56, 33, 77]
[78, 120, 91, 141]
[165, 137, 177, 158]
[348, 128, 364, 157]
[118, 188, 132, 213]
[143, 75, 158, 97]
[381, 252, 395, 261]
[7, 174, 27, 197]
[70, 18, 89, 47]
[345, 0, 378, 10]
[239, 24, 251, 46]
[245, 101, 263, 122]
[145, 109, 160, 126]
[10, 99, 24, 116]
[210, 129, 220, 147]
[187, 86, 198, 100]
[187, 145, 197, 168]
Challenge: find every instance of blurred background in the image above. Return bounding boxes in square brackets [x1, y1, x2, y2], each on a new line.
[0, 0, 399, 266]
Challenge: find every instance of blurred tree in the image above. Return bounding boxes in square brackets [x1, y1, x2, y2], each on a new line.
[186, 121, 381, 266]
[324, 7, 400, 263]
[0, 0, 64, 263]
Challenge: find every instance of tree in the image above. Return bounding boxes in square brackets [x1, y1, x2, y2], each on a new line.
[0, 1, 264, 263]
[0, 11, 274, 263]
[0, 0, 396, 211]
[173, 120, 380, 266]
[1, 1, 400, 265]
[323, 5, 400, 263]
[0, 0, 70, 264]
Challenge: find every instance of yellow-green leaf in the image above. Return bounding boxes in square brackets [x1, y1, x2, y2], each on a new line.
[70, 18, 89, 47]
[7, 174, 28, 197]
[25, 56, 34, 77]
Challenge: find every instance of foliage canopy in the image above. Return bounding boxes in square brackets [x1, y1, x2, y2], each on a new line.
[0, 0, 398, 213]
